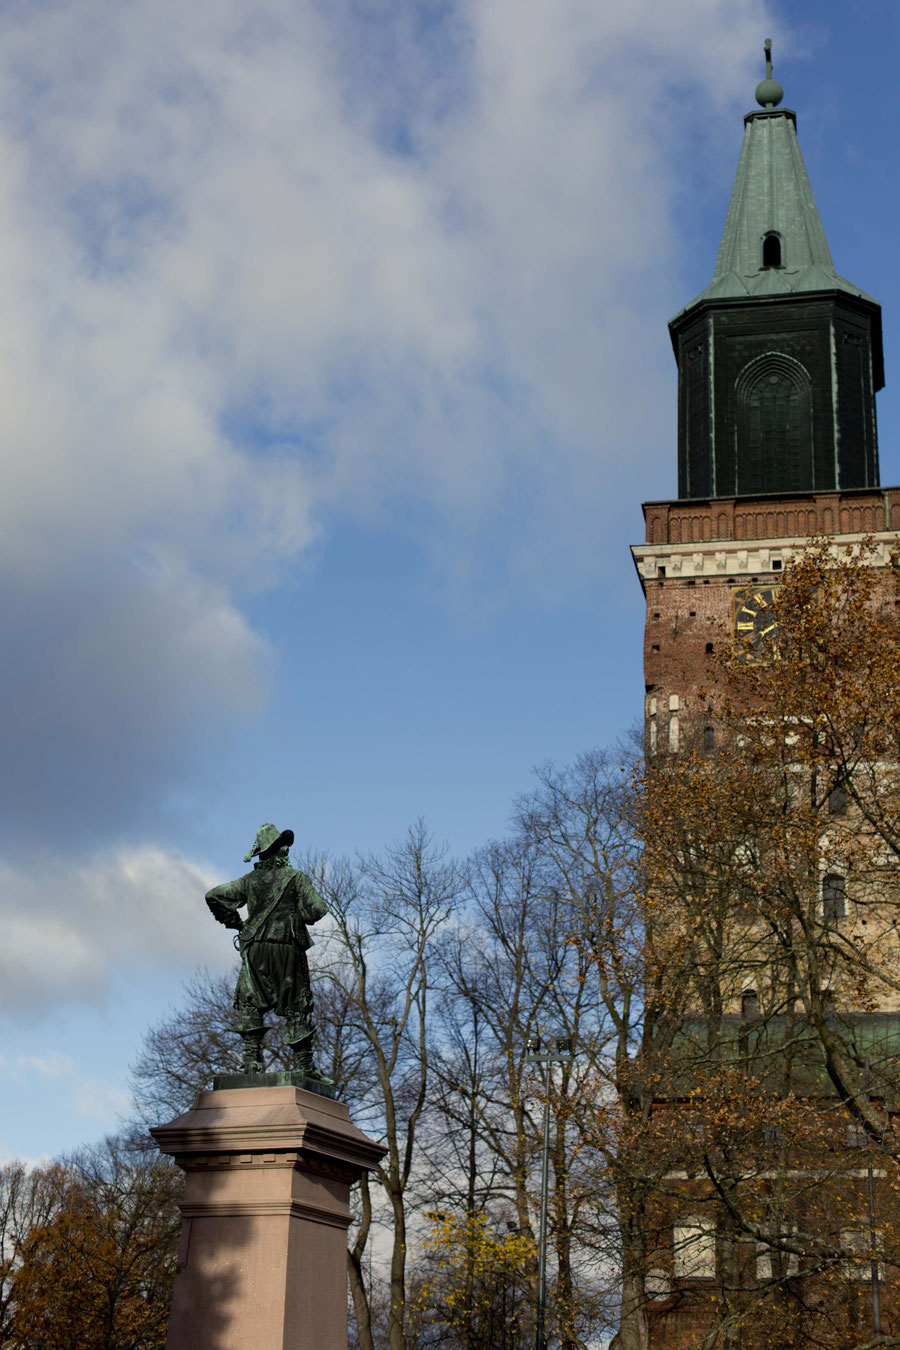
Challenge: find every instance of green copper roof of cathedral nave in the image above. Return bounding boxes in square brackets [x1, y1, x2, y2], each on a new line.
[673, 44, 878, 320]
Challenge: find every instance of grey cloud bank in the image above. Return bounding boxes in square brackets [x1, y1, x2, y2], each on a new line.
[0, 558, 266, 848]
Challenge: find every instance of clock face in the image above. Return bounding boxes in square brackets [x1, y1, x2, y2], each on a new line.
[732, 585, 781, 663]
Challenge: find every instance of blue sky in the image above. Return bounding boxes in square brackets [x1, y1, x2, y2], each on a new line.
[2, 0, 900, 1160]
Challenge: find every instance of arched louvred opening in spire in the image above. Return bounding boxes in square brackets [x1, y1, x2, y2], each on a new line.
[762, 232, 782, 268]
[735, 353, 813, 495]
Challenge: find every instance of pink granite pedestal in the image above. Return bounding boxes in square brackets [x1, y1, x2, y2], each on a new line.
[152, 1086, 385, 1350]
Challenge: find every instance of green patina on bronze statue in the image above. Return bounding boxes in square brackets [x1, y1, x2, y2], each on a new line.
[206, 823, 333, 1085]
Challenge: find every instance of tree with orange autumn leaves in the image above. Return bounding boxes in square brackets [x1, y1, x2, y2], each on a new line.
[0, 1139, 180, 1350]
[624, 537, 900, 1348]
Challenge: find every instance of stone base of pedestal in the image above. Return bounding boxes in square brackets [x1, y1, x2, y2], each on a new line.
[212, 1070, 336, 1098]
[152, 1085, 384, 1350]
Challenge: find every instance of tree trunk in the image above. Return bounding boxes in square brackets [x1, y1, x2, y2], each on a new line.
[387, 1187, 407, 1350]
[609, 1271, 649, 1350]
[610, 1185, 649, 1350]
[347, 1250, 375, 1350]
[552, 1139, 577, 1350]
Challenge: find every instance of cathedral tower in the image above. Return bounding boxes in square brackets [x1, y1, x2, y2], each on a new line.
[630, 44, 900, 1346]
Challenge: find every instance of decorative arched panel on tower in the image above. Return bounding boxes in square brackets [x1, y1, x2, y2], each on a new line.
[735, 353, 813, 496]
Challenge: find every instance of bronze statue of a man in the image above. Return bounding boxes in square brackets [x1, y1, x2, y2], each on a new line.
[206, 823, 331, 1082]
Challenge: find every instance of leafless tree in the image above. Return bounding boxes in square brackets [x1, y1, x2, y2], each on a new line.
[310, 821, 464, 1350]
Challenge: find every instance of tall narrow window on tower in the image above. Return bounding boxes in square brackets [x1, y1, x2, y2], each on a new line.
[736, 355, 813, 495]
[822, 873, 847, 922]
[762, 232, 782, 268]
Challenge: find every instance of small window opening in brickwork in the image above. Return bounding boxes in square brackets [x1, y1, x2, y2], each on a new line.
[704, 726, 715, 750]
[658, 566, 666, 578]
[772, 558, 783, 571]
[703, 578, 710, 585]
[706, 643, 714, 655]
[653, 612, 660, 619]
[823, 873, 847, 921]
[651, 645, 660, 654]
[690, 610, 696, 617]
[687, 579, 696, 586]
[741, 990, 759, 1019]
[762, 232, 782, 268]
[828, 784, 848, 816]
[673, 1217, 716, 1280]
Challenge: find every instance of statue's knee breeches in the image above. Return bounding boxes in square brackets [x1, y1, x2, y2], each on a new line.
[237, 1003, 266, 1036]
[283, 1015, 315, 1050]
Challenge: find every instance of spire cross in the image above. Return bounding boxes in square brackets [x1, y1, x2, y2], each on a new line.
[764, 38, 773, 82]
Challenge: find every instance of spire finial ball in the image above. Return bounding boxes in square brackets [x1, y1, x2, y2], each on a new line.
[755, 37, 783, 108]
[756, 77, 784, 108]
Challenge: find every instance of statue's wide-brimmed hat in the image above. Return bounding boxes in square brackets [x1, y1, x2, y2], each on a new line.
[244, 823, 295, 863]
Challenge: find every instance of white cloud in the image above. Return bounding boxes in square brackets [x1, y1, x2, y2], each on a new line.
[0, 1052, 73, 1080]
[0, 1149, 53, 1172]
[0, 0, 775, 592]
[0, 1052, 133, 1129]
[0, 847, 223, 1011]
[70, 1079, 133, 1124]
[0, 0, 779, 980]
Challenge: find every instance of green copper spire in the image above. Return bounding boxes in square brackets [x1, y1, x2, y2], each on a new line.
[668, 44, 883, 502]
[675, 45, 876, 313]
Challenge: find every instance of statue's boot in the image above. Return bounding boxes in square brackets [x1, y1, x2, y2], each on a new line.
[239, 1028, 265, 1075]
[289, 1034, 334, 1087]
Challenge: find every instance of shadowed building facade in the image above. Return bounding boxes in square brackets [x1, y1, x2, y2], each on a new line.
[631, 46, 900, 1346]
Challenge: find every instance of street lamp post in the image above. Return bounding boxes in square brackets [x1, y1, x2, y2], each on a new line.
[526, 1034, 574, 1350]
[862, 1051, 900, 1335]
[497, 1216, 520, 1350]
[864, 1056, 882, 1336]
